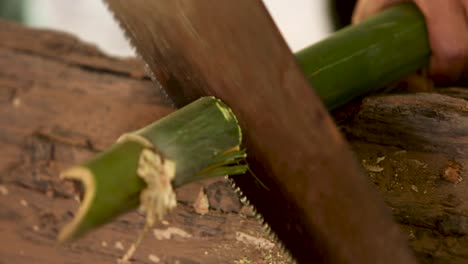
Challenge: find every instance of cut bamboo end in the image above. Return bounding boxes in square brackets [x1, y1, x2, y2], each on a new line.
[58, 166, 95, 243]
[57, 97, 248, 243]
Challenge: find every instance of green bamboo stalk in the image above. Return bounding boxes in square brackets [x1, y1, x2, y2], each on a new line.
[58, 97, 247, 242]
[296, 3, 430, 109]
[59, 2, 430, 243]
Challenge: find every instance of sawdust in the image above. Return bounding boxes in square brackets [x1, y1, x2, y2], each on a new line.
[115, 241, 125, 251]
[153, 227, 192, 240]
[235, 232, 275, 250]
[148, 254, 160, 263]
[0, 185, 8, 195]
[20, 199, 28, 207]
[0, 21, 290, 264]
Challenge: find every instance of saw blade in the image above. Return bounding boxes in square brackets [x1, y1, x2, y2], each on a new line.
[103, 1, 417, 263]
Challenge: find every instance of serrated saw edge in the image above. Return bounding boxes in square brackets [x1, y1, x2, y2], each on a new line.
[225, 175, 296, 263]
[102, 0, 175, 109]
[103, 1, 296, 262]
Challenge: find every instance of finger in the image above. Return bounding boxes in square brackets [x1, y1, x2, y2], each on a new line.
[352, 0, 406, 24]
[415, 0, 468, 83]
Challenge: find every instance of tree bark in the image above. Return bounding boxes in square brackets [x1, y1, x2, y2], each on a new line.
[340, 91, 468, 264]
[1, 19, 468, 263]
[0, 20, 285, 264]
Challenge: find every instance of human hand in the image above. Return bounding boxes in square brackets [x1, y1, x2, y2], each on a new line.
[353, 0, 468, 84]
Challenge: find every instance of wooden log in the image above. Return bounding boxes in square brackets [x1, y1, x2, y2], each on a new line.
[341, 91, 468, 264]
[1, 20, 468, 263]
[0, 20, 287, 264]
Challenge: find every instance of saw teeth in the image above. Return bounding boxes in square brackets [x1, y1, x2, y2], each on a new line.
[251, 206, 257, 215]
[282, 248, 297, 264]
[103, 2, 296, 259]
[240, 196, 249, 205]
[102, 0, 174, 107]
[255, 214, 264, 223]
[286, 253, 297, 264]
[262, 223, 271, 233]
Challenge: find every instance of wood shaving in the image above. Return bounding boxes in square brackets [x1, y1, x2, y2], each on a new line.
[235, 232, 274, 250]
[148, 254, 160, 263]
[193, 187, 209, 215]
[12, 97, 21, 108]
[153, 227, 192, 240]
[376, 156, 386, 164]
[20, 199, 28, 207]
[0, 185, 8, 195]
[115, 241, 124, 250]
[362, 164, 384, 173]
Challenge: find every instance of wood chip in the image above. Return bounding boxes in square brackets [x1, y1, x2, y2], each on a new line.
[0, 185, 8, 195]
[101, 241, 108, 247]
[376, 156, 386, 164]
[12, 97, 21, 108]
[148, 254, 160, 263]
[193, 187, 209, 215]
[235, 232, 274, 250]
[115, 241, 125, 250]
[153, 227, 192, 240]
[33, 225, 40, 231]
[20, 199, 28, 207]
[410, 185, 419, 192]
[362, 164, 384, 173]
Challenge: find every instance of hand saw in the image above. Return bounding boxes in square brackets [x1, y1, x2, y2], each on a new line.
[104, 1, 417, 263]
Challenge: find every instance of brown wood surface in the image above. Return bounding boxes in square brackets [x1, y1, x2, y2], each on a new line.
[0, 20, 289, 264]
[1, 20, 468, 264]
[341, 92, 468, 264]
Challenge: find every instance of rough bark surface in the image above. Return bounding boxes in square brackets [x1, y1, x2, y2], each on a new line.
[0, 20, 287, 264]
[340, 90, 468, 264]
[1, 20, 468, 264]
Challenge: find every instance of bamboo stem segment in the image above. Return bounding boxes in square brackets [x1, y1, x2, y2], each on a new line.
[296, 3, 430, 109]
[58, 97, 247, 242]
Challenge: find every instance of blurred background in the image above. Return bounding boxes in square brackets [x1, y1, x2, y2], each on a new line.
[0, 0, 356, 57]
